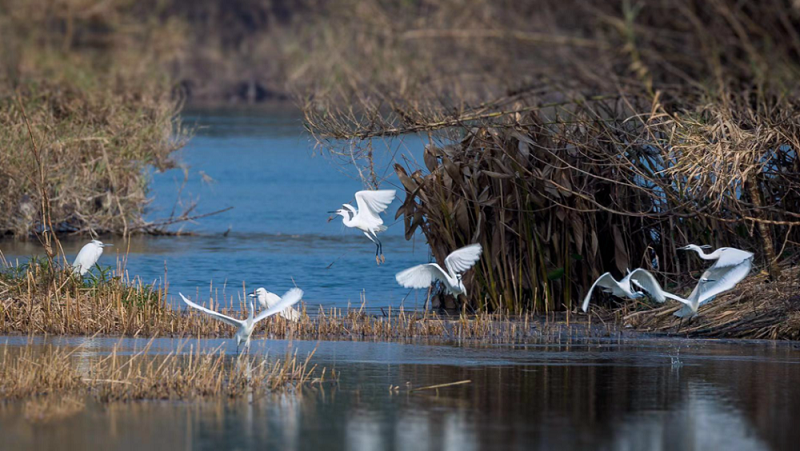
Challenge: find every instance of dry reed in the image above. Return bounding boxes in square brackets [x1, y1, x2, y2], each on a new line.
[620, 264, 800, 340]
[303, 0, 800, 314]
[0, 258, 606, 342]
[0, 338, 328, 422]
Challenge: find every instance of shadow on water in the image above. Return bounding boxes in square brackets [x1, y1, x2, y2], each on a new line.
[0, 336, 799, 450]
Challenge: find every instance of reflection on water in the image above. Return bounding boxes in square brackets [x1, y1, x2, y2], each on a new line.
[0, 337, 798, 450]
[0, 107, 428, 310]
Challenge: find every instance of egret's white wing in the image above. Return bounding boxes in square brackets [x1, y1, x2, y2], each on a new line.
[254, 288, 304, 323]
[264, 291, 282, 309]
[581, 273, 628, 312]
[395, 263, 450, 289]
[675, 259, 753, 318]
[628, 269, 670, 303]
[443, 244, 483, 276]
[714, 248, 754, 268]
[281, 306, 301, 321]
[696, 259, 752, 306]
[355, 190, 395, 215]
[354, 190, 396, 228]
[179, 293, 243, 328]
[72, 243, 101, 274]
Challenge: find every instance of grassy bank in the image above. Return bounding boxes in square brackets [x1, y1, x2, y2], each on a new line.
[0, 259, 601, 341]
[1, 0, 189, 238]
[0, 80, 185, 237]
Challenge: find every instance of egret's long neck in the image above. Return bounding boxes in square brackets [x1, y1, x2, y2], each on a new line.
[247, 300, 254, 321]
[696, 247, 721, 260]
[342, 213, 356, 227]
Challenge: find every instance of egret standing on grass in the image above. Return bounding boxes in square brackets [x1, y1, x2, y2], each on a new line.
[582, 268, 686, 312]
[179, 288, 304, 353]
[328, 189, 396, 264]
[395, 244, 483, 298]
[250, 287, 301, 321]
[72, 240, 112, 276]
[672, 244, 754, 318]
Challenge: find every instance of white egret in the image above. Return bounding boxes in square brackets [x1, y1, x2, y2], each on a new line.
[249, 287, 301, 321]
[672, 244, 754, 317]
[582, 268, 686, 312]
[328, 189, 396, 264]
[395, 244, 483, 297]
[72, 240, 112, 276]
[179, 288, 303, 353]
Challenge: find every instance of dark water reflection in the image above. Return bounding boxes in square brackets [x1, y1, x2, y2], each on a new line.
[1, 337, 798, 450]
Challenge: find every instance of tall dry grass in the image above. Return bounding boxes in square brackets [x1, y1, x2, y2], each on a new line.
[0, 258, 601, 341]
[303, 0, 800, 313]
[0, 0, 191, 238]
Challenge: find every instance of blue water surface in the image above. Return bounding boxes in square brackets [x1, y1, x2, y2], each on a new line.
[1, 106, 431, 311]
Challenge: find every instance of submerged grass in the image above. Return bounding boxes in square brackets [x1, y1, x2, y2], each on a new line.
[0, 338, 328, 422]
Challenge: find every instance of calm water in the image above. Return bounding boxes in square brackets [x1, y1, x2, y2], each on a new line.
[0, 107, 429, 311]
[2, 109, 799, 450]
[1, 336, 799, 450]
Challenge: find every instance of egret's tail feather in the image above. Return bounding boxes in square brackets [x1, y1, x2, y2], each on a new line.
[376, 225, 388, 233]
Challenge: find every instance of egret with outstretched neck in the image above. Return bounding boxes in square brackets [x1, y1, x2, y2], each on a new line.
[328, 189, 396, 264]
[72, 240, 112, 276]
[672, 244, 754, 317]
[179, 288, 304, 353]
[395, 244, 483, 297]
[582, 268, 686, 312]
[250, 287, 301, 321]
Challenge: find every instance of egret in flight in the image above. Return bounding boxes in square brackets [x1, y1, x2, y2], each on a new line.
[72, 240, 112, 276]
[328, 189, 396, 264]
[672, 245, 754, 317]
[179, 288, 304, 353]
[395, 244, 483, 297]
[250, 287, 301, 321]
[582, 268, 686, 312]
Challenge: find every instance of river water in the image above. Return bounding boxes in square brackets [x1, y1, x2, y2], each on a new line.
[1, 108, 799, 450]
[0, 106, 429, 312]
[1, 336, 799, 450]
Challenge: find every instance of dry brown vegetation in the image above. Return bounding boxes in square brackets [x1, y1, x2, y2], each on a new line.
[0, 339, 328, 421]
[620, 264, 800, 340]
[303, 0, 800, 315]
[0, 0, 194, 238]
[0, 258, 603, 341]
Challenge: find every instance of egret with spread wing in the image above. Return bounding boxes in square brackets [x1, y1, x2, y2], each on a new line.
[672, 245, 754, 317]
[328, 189, 396, 264]
[250, 287, 301, 321]
[179, 288, 303, 353]
[395, 244, 483, 297]
[72, 240, 113, 276]
[582, 268, 686, 312]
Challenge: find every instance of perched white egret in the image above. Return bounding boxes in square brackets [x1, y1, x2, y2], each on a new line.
[72, 240, 112, 276]
[249, 287, 301, 321]
[582, 268, 686, 312]
[179, 288, 304, 353]
[328, 189, 396, 264]
[672, 244, 754, 317]
[395, 244, 483, 297]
